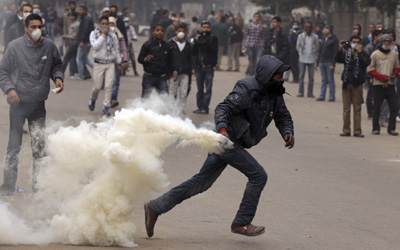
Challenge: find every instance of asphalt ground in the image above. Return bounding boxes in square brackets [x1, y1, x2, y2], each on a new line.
[0, 36, 399, 250]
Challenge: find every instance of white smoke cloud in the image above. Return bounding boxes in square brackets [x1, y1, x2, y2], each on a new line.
[0, 94, 232, 247]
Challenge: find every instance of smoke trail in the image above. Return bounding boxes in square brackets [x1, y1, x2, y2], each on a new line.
[0, 94, 232, 247]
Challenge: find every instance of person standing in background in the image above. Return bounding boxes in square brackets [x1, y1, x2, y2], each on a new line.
[296, 22, 319, 98]
[73, 4, 94, 80]
[45, 4, 57, 41]
[241, 12, 266, 76]
[316, 25, 338, 102]
[124, 17, 139, 76]
[211, 15, 229, 71]
[227, 16, 243, 72]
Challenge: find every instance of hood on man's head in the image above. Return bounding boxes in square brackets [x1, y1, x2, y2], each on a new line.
[255, 55, 288, 88]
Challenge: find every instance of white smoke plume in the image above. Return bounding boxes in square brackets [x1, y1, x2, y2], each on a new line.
[0, 94, 232, 247]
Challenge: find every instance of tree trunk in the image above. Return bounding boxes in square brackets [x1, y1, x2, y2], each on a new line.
[275, 0, 280, 16]
[311, 5, 316, 29]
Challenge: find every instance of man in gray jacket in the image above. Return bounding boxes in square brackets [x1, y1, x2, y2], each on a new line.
[144, 55, 295, 238]
[0, 14, 64, 195]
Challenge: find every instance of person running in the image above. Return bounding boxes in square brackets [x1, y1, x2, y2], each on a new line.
[144, 55, 295, 238]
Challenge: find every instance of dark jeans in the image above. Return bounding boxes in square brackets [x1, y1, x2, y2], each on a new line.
[366, 77, 374, 117]
[149, 142, 268, 226]
[372, 85, 399, 132]
[128, 44, 138, 74]
[195, 67, 214, 112]
[141, 74, 169, 98]
[298, 62, 314, 96]
[77, 42, 93, 79]
[61, 43, 78, 75]
[1, 102, 46, 192]
[397, 76, 400, 116]
[111, 63, 121, 101]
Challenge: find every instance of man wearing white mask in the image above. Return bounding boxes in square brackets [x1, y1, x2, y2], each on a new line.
[0, 14, 64, 195]
[88, 16, 122, 117]
[7, 3, 32, 44]
[167, 23, 193, 115]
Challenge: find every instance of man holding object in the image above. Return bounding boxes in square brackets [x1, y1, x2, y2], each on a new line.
[145, 55, 294, 237]
[0, 14, 64, 195]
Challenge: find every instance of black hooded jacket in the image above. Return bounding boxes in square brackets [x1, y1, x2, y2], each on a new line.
[215, 55, 294, 149]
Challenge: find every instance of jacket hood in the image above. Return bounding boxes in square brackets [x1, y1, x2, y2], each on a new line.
[255, 55, 284, 88]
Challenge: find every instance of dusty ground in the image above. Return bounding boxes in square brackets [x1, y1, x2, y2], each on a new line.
[0, 36, 399, 250]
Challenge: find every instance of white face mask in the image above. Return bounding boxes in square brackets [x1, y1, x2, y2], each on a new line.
[351, 43, 357, 50]
[31, 28, 42, 41]
[33, 9, 40, 15]
[177, 31, 185, 40]
[124, 22, 129, 28]
[23, 12, 31, 20]
[382, 44, 390, 50]
[110, 26, 115, 32]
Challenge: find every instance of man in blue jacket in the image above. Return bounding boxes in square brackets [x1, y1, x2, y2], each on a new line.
[144, 55, 295, 238]
[0, 14, 64, 195]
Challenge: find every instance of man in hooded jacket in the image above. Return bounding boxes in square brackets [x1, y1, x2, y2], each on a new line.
[144, 55, 295, 238]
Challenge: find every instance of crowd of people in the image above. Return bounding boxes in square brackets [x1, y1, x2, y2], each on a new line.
[0, 1, 399, 241]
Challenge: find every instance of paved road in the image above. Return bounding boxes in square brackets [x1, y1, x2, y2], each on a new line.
[0, 36, 400, 250]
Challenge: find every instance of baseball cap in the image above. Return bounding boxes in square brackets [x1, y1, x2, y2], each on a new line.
[102, 7, 110, 13]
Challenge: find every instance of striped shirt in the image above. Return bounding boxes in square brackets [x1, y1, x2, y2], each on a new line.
[242, 22, 266, 48]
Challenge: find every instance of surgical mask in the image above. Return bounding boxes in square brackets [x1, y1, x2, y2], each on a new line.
[23, 12, 31, 20]
[351, 43, 357, 50]
[292, 25, 298, 30]
[110, 27, 115, 32]
[100, 25, 107, 30]
[31, 28, 42, 41]
[124, 22, 129, 28]
[382, 44, 390, 50]
[177, 31, 185, 40]
[33, 9, 40, 15]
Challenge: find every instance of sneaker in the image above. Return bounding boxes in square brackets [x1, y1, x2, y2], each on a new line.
[102, 106, 111, 117]
[296, 94, 304, 97]
[307, 94, 315, 98]
[71, 75, 83, 80]
[144, 203, 158, 238]
[328, 98, 335, 102]
[340, 133, 351, 137]
[88, 100, 96, 111]
[388, 130, 399, 136]
[372, 130, 380, 135]
[193, 109, 208, 114]
[231, 224, 265, 237]
[316, 97, 325, 101]
[353, 134, 365, 138]
[110, 100, 119, 108]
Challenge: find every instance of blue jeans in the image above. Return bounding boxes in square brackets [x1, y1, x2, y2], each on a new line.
[111, 63, 121, 101]
[298, 62, 315, 96]
[318, 62, 335, 100]
[195, 67, 214, 111]
[149, 142, 268, 226]
[76, 42, 93, 79]
[247, 46, 263, 75]
[141, 74, 169, 98]
[46, 22, 55, 41]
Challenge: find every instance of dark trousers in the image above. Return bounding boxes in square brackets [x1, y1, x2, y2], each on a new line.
[1, 101, 46, 192]
[366, 77, 374, 117]
[195, 67, 214, 112]
[149, 142, 268, 226]
[111, 63, 121, 101]
[128, 44, 138, 74]
[141, 74, 169, 98]
[372, 85, 399, 132]
[61, 43, 78, 75]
